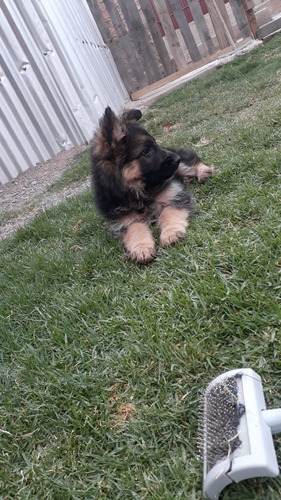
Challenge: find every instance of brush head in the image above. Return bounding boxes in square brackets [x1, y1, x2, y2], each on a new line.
[200, 368, 279, 500]
[204, 374, 245, 473]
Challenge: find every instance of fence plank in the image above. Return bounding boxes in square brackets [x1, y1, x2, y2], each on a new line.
[204, 0, 232, 48]
[118, 0, 162, 84]
[138, 0, 177, 75]
[103, 0, 148, 90]
[153, 0, 186, 70]
[228, 0, 252, 39]
[188, 0, 216, 56]
[168, 0, 201, 62]
[86, 0, 135, 93]
[241, 0, 259, 39]
[216, 0, 236, 40]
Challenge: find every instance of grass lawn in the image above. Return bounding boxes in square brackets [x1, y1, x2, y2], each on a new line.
[0, 37, 280, 499]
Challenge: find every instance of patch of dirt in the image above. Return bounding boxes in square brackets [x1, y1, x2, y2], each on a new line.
[111, 403, 135, 427]
[0, 144, 90, 241]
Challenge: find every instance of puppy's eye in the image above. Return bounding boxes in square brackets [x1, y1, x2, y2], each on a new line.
[142, 145, 152, 156]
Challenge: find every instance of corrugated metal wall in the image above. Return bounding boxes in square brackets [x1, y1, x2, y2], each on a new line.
[0, 0, 128, 184]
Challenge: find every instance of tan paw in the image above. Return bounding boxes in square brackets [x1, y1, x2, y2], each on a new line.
[160, 229, 186, 247]
[196, 163, 214, 183]
[123, 222, 155, 264]
[129, 244, 156, 264]
[158, 207, 189, 247]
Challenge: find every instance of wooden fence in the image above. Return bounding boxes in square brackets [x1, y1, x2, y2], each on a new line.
[87, 0, 253, 97]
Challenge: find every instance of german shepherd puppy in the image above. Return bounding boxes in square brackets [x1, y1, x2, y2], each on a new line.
[91, 107, 213, 263]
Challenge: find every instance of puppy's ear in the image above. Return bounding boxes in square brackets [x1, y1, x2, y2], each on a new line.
[121, 109, 142, 123]
[94, 107, 126, 158]
[101, 107, 126, 147]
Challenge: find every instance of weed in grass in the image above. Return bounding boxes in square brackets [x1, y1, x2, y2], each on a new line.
[0, 37, 281, 499]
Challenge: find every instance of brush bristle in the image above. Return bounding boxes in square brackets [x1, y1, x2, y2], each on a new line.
[201, 375, 246, 473]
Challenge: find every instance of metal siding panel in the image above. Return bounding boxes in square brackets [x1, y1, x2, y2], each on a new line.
[1, 125, 29, 178]
[2, 2, 80, 150]
[0, 149, 13, 185]
[1, 0, 128, 185]
[1, 66, 48, 163]
[38, 0, 127, 131]
[1, 92, 38, 169]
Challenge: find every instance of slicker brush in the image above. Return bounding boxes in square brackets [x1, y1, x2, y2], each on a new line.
[199, 368, 281, 499]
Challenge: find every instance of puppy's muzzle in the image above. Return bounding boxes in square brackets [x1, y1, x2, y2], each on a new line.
[165, 150, 180, 164]
[162, 150, 181, 176]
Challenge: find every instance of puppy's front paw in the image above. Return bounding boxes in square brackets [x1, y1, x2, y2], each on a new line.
[160, 229, 186, 247]
[196, 163, 214, 183]
[158, 207, 189, 247]
[123, 222, 156, 264]
[129, 244, 156, 264]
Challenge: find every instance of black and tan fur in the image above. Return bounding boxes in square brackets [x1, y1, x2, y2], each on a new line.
[91, 107, 213, 263]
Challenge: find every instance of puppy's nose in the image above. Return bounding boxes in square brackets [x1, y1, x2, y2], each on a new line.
[168, 152, 180, 166]
[172, 153, 180, 165]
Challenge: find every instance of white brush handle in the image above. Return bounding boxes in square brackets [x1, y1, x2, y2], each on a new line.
[262, 408, 281, 434]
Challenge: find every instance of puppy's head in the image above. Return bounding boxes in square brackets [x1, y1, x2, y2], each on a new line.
[92, 107, 180, 191]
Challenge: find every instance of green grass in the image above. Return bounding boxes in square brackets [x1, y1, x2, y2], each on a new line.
[0, 37, 281, 499]
[47, 150, 90, 193]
